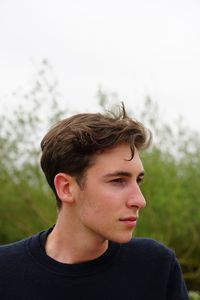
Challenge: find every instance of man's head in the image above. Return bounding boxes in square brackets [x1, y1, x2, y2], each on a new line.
[40, 103, 151, 209]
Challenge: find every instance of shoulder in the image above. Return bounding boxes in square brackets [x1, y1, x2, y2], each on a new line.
[116, 237, 180, 285]
[120, 237, 175, 266]
[0, 228, 52, 268]
[0, 230, 43, 268]
[0, 237, 28, 252]
[0, 237, 30, 263]
[119, 239, 189, 298]
[0, 237, 32, 284]
[128, 236, 173, 253]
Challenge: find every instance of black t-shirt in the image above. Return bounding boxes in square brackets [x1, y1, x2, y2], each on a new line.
[0, 228, 189, 299]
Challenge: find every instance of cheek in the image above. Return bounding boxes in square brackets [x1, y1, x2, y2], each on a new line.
[78, 195, 111, 225]
[77, 184, 123, 220]
[82, 198, 105, 217]
[76, 190, 102, 219]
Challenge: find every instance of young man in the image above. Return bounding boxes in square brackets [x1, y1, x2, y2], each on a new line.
[0, 104, 188, 299]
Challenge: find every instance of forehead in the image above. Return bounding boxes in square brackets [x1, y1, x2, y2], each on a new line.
[88, 143, 144, 176]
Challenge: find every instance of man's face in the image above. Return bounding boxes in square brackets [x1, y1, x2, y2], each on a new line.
[73, 143, 146, 244]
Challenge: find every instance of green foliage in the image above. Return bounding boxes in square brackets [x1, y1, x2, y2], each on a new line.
[0, 60, 66, 243]
[135, 97, 200, 291]
[189, 291, 200, 300]
[0, 72, 200, 292]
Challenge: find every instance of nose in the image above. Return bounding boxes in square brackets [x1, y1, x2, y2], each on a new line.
[126, 185, 146, 209]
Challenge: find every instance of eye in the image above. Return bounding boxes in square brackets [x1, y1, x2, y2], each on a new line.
[137, 177, 144, 185]
[110, 178, 126, 185]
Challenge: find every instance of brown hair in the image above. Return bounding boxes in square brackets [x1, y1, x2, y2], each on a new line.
[40, 103, 152, 208]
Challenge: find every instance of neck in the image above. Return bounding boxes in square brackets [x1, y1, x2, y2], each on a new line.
[45, 210, 108, 264]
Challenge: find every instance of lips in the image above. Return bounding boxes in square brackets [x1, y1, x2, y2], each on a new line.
[119, 216, 138, 228]
[120, 216, 138, 222]
[120, 216, 137, 222]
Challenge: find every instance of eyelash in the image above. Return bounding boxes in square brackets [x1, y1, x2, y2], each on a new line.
[137, 178, 143, 185]
[110, 177, 143, 186]
[111, 178, 126, 185]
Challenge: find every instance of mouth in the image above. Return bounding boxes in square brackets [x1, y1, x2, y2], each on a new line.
[119, 216, 138, 228]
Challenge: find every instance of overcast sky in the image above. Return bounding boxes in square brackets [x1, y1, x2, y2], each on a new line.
[1, 0, 200, 130]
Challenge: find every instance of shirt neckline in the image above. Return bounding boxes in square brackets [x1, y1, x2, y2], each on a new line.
[28, 227, 121, 277]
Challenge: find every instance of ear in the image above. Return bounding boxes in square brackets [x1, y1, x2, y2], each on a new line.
[54, 173, 76, 204]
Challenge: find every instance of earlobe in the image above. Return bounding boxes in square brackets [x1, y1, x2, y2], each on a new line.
[54, 173, 75, 204]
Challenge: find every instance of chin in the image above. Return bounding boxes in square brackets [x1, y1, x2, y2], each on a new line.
[110, 233, 133, 244]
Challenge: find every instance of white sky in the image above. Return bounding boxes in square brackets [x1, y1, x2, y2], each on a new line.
[0, 0, 200, 130]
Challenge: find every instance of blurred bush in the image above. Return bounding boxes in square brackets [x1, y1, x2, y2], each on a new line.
[0, 68, 200, 291]
[189, 291, 200, 300]
[134, 97, 200, 291]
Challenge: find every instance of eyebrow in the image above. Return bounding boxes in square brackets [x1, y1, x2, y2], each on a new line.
[102, 170, 145, 179]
